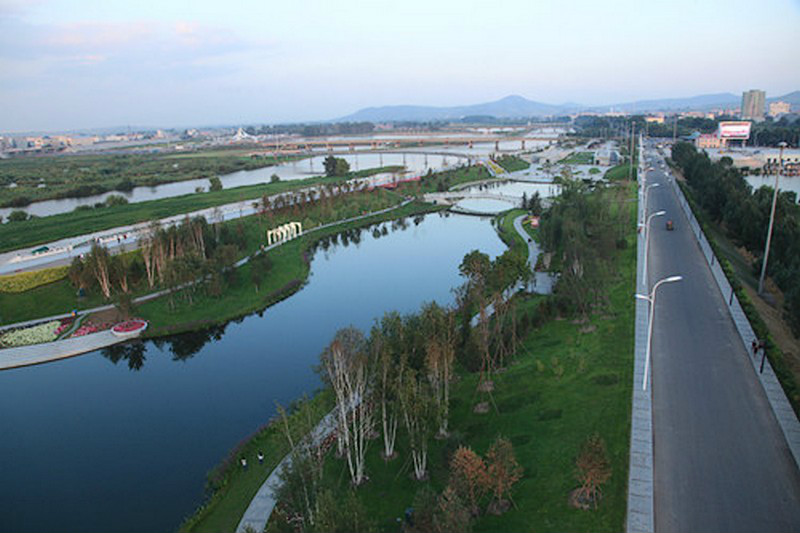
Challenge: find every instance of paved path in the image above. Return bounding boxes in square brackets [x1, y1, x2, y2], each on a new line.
[0, 330, 138, 370]
[644, 143, 800, 532]
[512, 214, 556, 294]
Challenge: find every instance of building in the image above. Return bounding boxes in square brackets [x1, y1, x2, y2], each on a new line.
[695, 133, 721, 149]
[741, 90, 766, 121]
[645, 115, 665, 124]
[769, 101, 791, 118]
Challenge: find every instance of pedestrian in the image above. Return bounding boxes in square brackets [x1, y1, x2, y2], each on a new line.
[752, 339, 759, 357]
[257, 451, 264, 465]
[240, 456, 248, 470]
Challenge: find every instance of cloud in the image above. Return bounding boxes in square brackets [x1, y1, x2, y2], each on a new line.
[0, 15, 267, 80]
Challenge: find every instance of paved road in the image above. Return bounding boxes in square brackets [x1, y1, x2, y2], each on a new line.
[644, 146, 800, 532]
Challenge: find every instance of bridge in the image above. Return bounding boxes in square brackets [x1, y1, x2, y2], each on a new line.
[245, 135, 560, 157]
[423, 191, 522, 207]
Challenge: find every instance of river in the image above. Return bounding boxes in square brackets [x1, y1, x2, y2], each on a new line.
[0, 211, 508, 533]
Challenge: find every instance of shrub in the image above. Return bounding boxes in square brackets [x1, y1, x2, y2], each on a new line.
[0, 265, 69, 293]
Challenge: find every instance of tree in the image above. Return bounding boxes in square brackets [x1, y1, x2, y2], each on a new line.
[86, 243, 113, 299]
[575, 433, 612, 509]
[270, 173, 281, 183]
[449, 446, 489, 516]
[485, 436, 523, 514]
[7, 210, 28, 222]
[323, 156, 350, 177]
[249, 253, 272, 292]
[422, 302, 456, 436]
[370, 313, 404, 460]
[105, 194, 129, 207]
[208, 176, 223, 191]
[273, 398, 328, 531]
[319, 327, 372, 486]
[398, 368, 435, 480]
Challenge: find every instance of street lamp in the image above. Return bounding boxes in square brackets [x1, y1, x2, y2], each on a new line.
[640, 210, 666, 287]
[636, 275, 683, 391]
[640, 182, 660, 227]
[758, 142, 787, 295]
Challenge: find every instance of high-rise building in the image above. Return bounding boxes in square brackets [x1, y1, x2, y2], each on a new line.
[769, 101, 791, 117]
[741, 90, 766, 121]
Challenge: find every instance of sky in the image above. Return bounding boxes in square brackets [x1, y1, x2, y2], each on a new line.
[1, 0, 799, 132]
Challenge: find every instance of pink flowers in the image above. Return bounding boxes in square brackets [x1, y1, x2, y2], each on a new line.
[111, 319, 148, 337]
[69, 321, 112, 338]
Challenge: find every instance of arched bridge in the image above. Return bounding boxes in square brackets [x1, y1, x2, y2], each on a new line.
[423, 191, 522, 207]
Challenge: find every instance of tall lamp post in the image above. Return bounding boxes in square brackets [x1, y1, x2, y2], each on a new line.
[641, 210, 667, 288]
[758, 142, 787, 295]
[637, 275, 683, 391]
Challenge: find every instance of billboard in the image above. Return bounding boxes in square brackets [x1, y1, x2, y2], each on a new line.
[718, 121, 751, 140]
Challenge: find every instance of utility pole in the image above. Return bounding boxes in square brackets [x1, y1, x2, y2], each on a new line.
[758, 141, 787, 295]
[629, 122, 636, 181]
[672, 116, 677, 144]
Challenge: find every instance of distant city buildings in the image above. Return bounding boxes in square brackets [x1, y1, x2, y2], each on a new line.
[644, 115, 664, 124]
[741, 90, 766, 121]
[768, 101, 791, 118]
[695, 133, 721, 149]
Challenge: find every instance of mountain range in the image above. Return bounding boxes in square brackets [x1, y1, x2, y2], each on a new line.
[335, 92, 800, 122]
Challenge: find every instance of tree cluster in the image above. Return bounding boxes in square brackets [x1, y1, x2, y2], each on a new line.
[538, 180, 626, 316]
[672, 142, 800, 333]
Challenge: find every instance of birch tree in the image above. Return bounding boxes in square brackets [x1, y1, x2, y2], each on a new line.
[398, 368, 434, 480]
[320, 327, 372, 486]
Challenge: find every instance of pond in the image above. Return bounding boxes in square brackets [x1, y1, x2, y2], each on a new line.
[0, 211, 507, 533]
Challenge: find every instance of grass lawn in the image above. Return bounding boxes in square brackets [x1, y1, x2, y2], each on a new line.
[0, 166, 402, 254]
[495, 155, 531, 173]
[604, 164, 637, 182]
[561, 152, 595, 165]
[268, 190, 637, 532]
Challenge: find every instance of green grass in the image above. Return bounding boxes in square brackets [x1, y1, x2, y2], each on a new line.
[181, 390, 335, 533]
[495, 155, 531, 173]
[0, 277, 109, 325]
[604, 164, 637, 182]
[561, 152, 595, 165]
[268, 191, 637, 532]
[495, 209, 529, 254]
[0, 166, 403, 254]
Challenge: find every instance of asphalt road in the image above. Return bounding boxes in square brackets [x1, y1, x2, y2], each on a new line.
[644, 146, 800, 532]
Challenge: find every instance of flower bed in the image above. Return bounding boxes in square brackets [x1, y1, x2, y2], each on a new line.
[111, 319, 147, 337]
[0, 321, 60, 348]
[69, 321, 112, 339]
[54, 317, 75, 338]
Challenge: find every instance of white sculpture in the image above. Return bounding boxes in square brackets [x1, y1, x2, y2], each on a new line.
[267, 221, 303, 245]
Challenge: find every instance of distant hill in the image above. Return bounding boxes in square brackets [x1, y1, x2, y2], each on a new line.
[335, 95, 580, 122]
[768, 91, 800, 107]
[596, 93, 740, 113]
[334, 91, 798, 122]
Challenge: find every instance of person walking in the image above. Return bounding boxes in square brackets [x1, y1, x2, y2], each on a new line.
[257, 451, 264, 465]
[240, 456, 248, 470]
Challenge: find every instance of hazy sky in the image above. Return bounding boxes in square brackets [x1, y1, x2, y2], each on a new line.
[1, 0, 799, 132]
